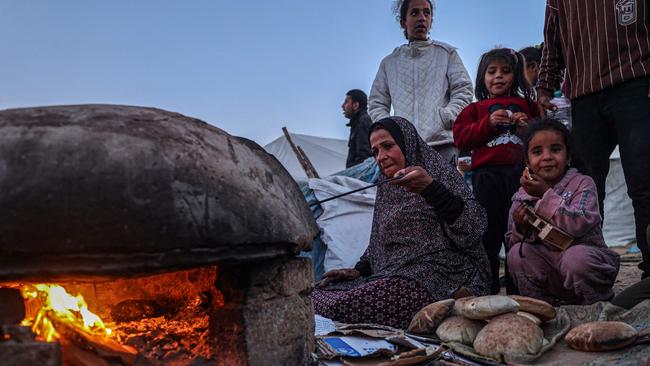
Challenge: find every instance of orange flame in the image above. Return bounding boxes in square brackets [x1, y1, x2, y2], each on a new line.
[21, 284, 112, 342]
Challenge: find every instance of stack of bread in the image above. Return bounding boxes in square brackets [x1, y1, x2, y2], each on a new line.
[408, 295, 556, 362]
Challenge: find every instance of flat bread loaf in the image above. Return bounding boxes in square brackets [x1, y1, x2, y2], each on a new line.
[509, 295, 556, 321]
[452, 296, 475, 316]
[436, 315, 485, 345]
[473, 313, 544, 362]
[462, 295, 519, 320]
[407, 298, 454, 334]
[565, 321, 638, 351]
[517, 311, 542, 326]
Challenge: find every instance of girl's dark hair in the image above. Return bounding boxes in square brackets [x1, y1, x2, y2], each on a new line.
[523, 118, 572, 160]
[393, 0, 434, 40]
[519, 44, 543, 66]
[475, 48, 532, 101]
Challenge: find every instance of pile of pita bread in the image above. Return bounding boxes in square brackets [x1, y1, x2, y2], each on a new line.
[407, 294, 642, 363]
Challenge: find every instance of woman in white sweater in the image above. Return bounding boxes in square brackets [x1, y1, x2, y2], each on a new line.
[368, 0, 473, 164]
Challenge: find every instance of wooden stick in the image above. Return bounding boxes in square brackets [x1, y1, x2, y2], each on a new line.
[54, 316, 137, 366]
[296, 145, 320, 179]
[282, 127, 320, 178]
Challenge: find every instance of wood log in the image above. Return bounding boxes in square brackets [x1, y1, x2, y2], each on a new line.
[53, 315, 137, 366]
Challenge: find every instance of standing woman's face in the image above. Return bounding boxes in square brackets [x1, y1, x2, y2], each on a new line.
[370, 129, 406, 177]
[401, 0, 432, 42]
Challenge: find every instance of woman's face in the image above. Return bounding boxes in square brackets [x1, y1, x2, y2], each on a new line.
[401, 0, 432, 42]
[370, 128, 406, 177]
[527, 130, 568, 186]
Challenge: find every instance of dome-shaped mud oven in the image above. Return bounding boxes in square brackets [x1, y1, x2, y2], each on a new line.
[0, 105, 318, 366]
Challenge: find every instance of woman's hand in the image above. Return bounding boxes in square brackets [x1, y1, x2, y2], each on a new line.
[316, 268, 360, 288]
[520, 172, 551, 198]
[489, 109, 511, 127]
[391, 166, 433, 194]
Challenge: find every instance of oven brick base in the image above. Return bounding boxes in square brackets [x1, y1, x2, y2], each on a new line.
[214, 257, 314, 366]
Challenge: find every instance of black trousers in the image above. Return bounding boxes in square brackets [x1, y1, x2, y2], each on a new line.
[611, 277, 650, 309]
[571, 77, 650, 278]
[472, 164, 522, 294]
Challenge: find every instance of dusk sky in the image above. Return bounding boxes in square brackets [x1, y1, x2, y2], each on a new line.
[0, 1, 546, 146]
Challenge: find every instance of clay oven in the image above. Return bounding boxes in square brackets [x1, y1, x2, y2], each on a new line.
[0, 105, 318, 365]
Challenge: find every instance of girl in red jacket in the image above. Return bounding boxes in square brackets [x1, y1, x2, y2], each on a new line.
[453, 48, 538, 294]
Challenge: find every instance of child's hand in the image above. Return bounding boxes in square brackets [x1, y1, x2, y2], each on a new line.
[520, 172, 551, 198]
[513, 204, 531, 234]
[510, 112, 529, 126]
[489, 109, 511, 127]
[457, 160, 471, 173]
[513, 203, 530, 224]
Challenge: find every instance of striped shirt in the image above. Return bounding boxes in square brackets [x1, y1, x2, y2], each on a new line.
[538, 0, 650, 99]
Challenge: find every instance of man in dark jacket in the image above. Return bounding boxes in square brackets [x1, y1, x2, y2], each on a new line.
[342, 89, 373, 168]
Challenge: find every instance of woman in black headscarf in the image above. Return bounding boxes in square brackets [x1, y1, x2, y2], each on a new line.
[312, 117, 490, 329]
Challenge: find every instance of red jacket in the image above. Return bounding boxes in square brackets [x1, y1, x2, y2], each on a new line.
[453, 96, 537, 169]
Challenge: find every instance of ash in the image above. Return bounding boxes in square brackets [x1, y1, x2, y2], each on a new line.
[109, 295, 214, 366]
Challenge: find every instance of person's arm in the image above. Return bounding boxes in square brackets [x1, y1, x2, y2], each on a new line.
[420, 180, 465, 224]
[537, 0, 565, 114]
[439, 50, 473, 130]
[533, 175, 601, 238]
[390, 166, 464, 223]
[452, 104, 499, 151]
[403, 166, 487, 252]
[368, 59, 391, 122]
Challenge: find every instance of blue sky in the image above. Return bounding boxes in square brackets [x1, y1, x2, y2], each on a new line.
[0, 1, 546, 145]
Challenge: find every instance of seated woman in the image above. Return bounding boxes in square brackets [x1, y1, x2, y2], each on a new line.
[506, 119, 620, 305]
[312, 117, 491, 329]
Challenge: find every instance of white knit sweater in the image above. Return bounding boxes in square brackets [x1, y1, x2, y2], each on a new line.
[368, 40, 473, 146]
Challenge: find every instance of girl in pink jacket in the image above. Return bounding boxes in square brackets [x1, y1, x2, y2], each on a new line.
[506, 118, 619, 305]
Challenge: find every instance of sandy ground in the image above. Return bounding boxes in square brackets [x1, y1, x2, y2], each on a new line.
[612, 246, 643, 295]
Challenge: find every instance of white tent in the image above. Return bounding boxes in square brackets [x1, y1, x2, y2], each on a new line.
[263, 135, 635, 248]
[263, 133, 348, 181]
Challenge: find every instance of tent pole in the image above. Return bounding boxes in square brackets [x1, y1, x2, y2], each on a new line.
[282, 127, 320, 179]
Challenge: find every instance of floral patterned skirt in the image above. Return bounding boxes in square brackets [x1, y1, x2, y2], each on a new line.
[312, 276, 434, 329]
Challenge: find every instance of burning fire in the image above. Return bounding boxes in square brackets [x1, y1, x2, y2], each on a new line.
[21, 284, 112, 342]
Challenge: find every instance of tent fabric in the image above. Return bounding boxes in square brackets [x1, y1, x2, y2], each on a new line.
[309, 176, 375, 273]
[264, 133, 348, 181]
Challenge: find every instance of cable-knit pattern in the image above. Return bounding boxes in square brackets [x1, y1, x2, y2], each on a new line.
[369, 40, 473, 146]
